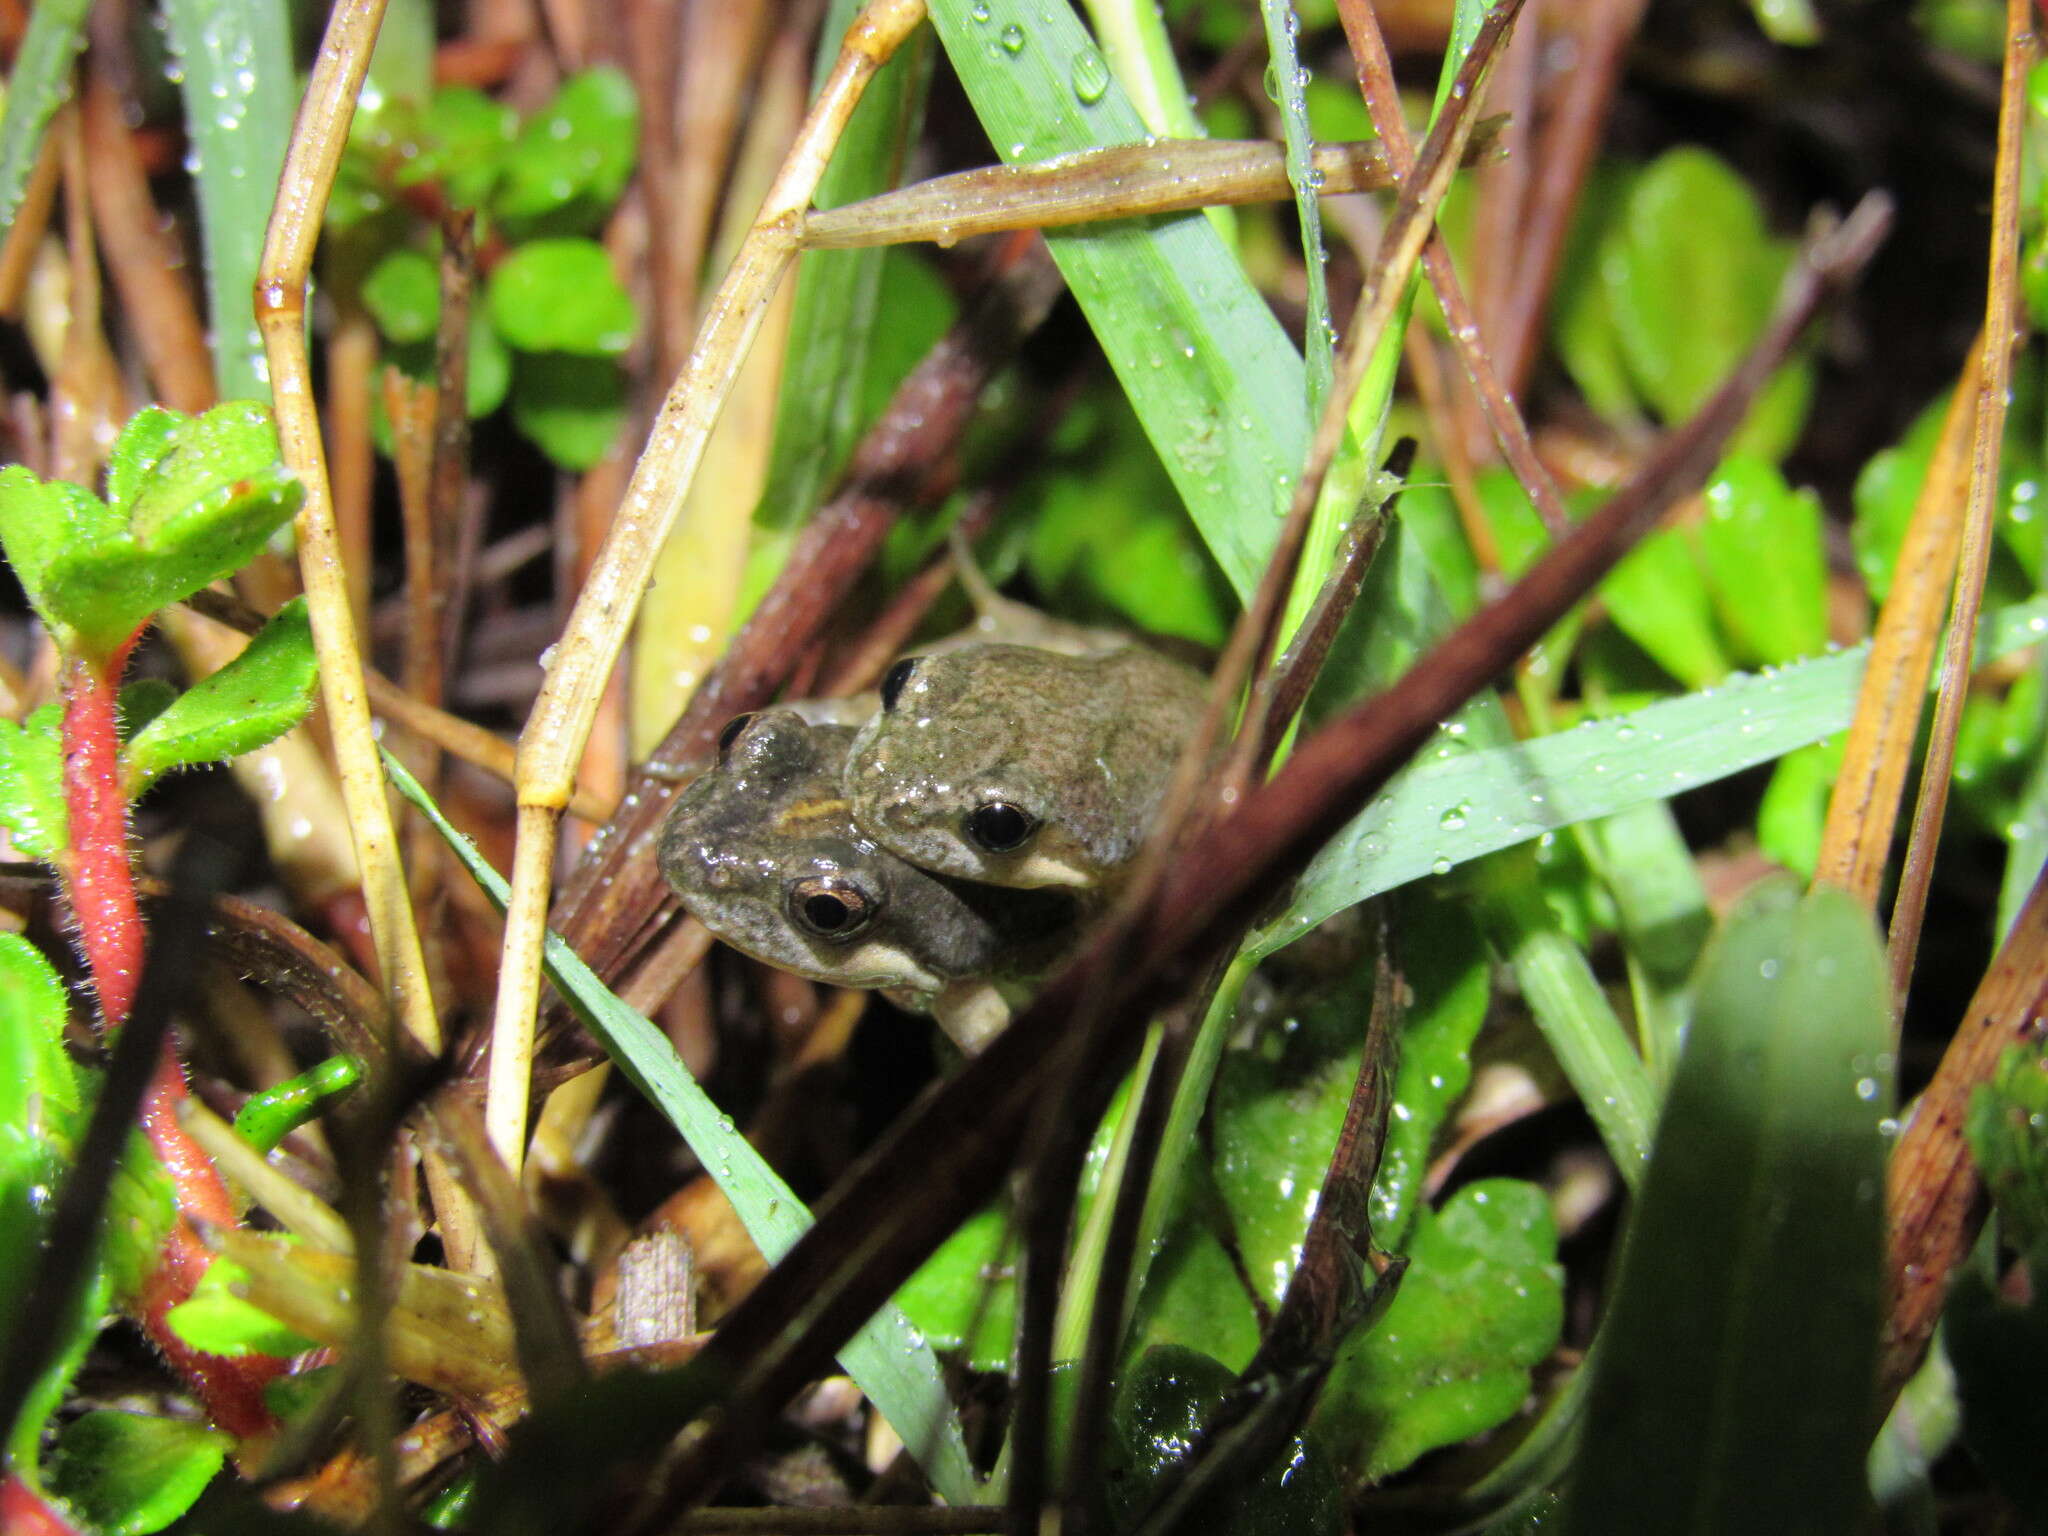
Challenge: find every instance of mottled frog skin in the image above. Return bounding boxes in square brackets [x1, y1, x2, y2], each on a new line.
[656, 708, 1077, 1050]
[841, 641, 1210, 892]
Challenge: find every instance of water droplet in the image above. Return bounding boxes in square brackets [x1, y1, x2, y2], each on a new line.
[1439, 803, 1469, 832]
[1071, 46, 1109, 103]
[1000, 23, 1026, 52]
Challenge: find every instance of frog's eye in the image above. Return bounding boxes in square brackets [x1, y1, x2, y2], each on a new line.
[966, 800, 1037, 854]
[880, 657, 921, 712]
[787, 876, 876, 941]
[717, 712, 757, 757]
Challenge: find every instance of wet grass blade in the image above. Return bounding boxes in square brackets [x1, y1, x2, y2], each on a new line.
[0, 0, 87, 234]
[383, 753, 984, 1505]
[160, 0, 298, 399]
[1562, 884, 1892, 1534]
[928, 0, 1308, 597]
[1252, 593, 2048, 958]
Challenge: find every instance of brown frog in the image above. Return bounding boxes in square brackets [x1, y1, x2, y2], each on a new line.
[656, 708, 1079, 1051]
[841, 640, 1211, 892]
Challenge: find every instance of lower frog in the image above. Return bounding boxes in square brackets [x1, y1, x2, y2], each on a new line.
[841, 640, 1211, 892]
[657, 707, 1079, 1052]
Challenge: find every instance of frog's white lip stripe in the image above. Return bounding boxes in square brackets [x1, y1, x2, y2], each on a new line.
[844, 941, 943, 993]
[1012, 851, 1091, 888]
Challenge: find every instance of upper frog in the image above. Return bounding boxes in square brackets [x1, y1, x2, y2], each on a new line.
[657, 707, 1077, 1050]
[841, 641, 1210, 891]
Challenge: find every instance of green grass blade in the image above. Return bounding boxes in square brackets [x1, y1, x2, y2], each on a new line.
[383, 755, 984, 1505]
[1256, 0, 1331, 411]
[1562, 885, 1891, 1534]
[0, 0, 88, 234]
[1253, 594, 2048, 958]
[160, 0, 297, 400]
[749, 5, 933, 579]
[928, 0, 1308, 599]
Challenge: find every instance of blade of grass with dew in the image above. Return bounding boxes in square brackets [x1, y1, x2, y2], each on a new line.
[743, 5, 933, 608]
[0, 0, 88, 235]
[1253, 593, 2048, 959]
[161, 0, 297, 400]
[928, 0, 1306, 598]
[1257, 0, 1332, 411]
[1076, 0, 1231, 242]
[1562, 885, 1891, 1535]
[383, 754, 985, 1505]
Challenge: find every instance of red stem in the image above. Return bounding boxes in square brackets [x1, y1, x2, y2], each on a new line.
[56, 641, 283, 1444]
[0, 1472, 85, 1536]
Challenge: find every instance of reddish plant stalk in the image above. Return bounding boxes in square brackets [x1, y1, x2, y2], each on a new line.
[56, 639, 283, 1442]
[1, 1472, 85, 1536]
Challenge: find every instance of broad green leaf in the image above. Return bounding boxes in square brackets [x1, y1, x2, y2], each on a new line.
[1104, 1345, 1344, 1535]
[104, 406, 186, 513]
[401, 85, 518, 210]
[383, 753, 981, 1504]
[510, 352, 629, 470]
[165, 1259, 318, 1358]
[0, 933, 79, 1127]
[1313, 1180, 1563, 1486]
[1548, 164, 1642, 426]
[0, 470, 122, 628]
[39, 402, 304, 655]
[1851, 391, 1946, 604]
[928, 0, 1309, 599]
[1698, 456, 1829, 666]
[1603, 146, 1811, 458]
[124, 597, 319, 796]
[492, 66, 639, 234]
[1758, 735, 1845, 879]
[362, 247, 442, 344]
[1563, 885, 1891, 1536]
[160, 0, 294, 397]
[0, 704, 67, 862]
[1124, 1212, 1261, 1373]
[487, 240, 638, 357]
[47, 1410, 229, 1535]
[1598, 527, 1727, 689]
[1252, 594, 2048, 959]
[1945, 1259, 2048, 1526]
[894, 1203, 1017, 1373]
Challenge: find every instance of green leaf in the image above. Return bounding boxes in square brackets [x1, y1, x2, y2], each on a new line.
[1563, 884, 1891, 1536]
[46, 1410, 229, 1535]
[1603, 147, 1811, 458]
[165, 1259, 318, 1358]
[0, 0, 88, 239]
[39, 402, 304, 656]
[1966, 1041, 2048, 1265]
[1313, 1180, 1563, 1486]
[0, 469, 123, 629]
[232, 1055, 363, 1155]
[928, 0, 1309, 600]
[0, 933, 80, 1128]
[510, 352, 629, 470]
[104, 406, 187, 513]
[1757, 735, 1845, 879]
[383, 753, 982, 1504]
[492, 66, 639, 234]
[123, 597, 319, 797]
[894, 1203, 1018, 1373]
[1370, 893, 1491, 1245]
[0, 703, 67, 862]
[1851, 392, 1946, 604]
[362, 247, 442, 344]
[1598, 526, 1727, 689]
[1548, 164, 1643, 427]
[386, 314, 513, 421]
[487, 239, 638, 357]
[402, 84, 518, 210]
[1104, 1345, 1344, 1536]
[1252, 594, 2048, 959]
[1123, 1211, 1262, 1373]
[1698, 455, 1830, 666]
[1945, 1260, 2048, 1526]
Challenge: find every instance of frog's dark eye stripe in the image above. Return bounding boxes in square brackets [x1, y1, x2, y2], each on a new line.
[717, 712, 757, 756]
[880, 657, 921, 712]
[787, 876, 875, 940]
[966, 800, 1036, 854]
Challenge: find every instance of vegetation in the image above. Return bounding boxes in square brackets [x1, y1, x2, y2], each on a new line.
[0, 0, 2042, 1531]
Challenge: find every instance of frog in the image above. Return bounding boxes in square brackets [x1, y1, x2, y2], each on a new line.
[656, 707, 1080, 1051]
[840, 639, 1211, 892]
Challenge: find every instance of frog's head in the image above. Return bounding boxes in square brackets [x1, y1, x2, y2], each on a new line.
[843, 650, 1104, 890]
[658, 709, 1018, 996]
